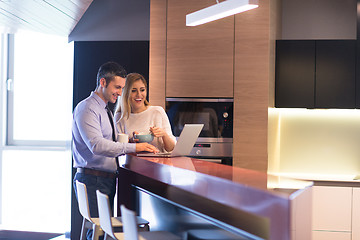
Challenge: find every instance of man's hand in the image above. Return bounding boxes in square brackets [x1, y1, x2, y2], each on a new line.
[129, 131, 140, 143]
[135, 143, 159, 153]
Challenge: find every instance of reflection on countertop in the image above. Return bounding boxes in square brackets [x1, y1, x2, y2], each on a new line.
[121, 154, 313, 197]
[118, 154, 313, 240]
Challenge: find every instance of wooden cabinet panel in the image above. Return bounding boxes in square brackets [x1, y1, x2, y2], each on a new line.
[166, 0, 234, 98]
[233, 0, 270, 172]
[315, 40, 356, 108]
[275, 40, 315, 108]
[149, 0, 167, 108]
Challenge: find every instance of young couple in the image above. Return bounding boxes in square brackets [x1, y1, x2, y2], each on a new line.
[72, 61, 175, 240]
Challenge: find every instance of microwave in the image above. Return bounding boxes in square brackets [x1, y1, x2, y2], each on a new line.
[165, 98, 233, 159]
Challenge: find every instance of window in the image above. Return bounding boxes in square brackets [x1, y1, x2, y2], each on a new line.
[7, 31, 73, 146]
[0, 31, 73, 234]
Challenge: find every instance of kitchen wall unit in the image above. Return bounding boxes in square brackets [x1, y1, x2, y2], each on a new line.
[275, 40, 315, 108]
[275, 40, 356, 109]
[149, 0, 234, 104]
[166, 1, 234, 98]
[316, 40, 356, 108]
[150, 0, 280, 172]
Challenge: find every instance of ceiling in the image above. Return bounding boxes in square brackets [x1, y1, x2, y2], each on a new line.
[0, 0, 93, 36]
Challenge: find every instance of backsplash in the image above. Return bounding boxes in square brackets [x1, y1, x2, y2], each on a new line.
[268, 108, 360, 179]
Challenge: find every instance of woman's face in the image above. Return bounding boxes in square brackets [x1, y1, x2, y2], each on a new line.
[129, 79, 147, 113]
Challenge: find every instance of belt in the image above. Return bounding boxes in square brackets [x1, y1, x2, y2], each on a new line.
[77, 168, 117, 178]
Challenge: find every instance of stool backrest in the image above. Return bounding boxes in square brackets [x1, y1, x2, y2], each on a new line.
[120, 204, 139, 240]
[96, 190, 117, 239]
[75, 180, 92, 222]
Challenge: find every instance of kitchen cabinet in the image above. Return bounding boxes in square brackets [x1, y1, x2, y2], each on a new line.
[311, 185, 360, 240]
[316, 40, 356, 108]
[352, 188, 360, 240]
[275, 40, 315, 108]
[165, 0, 234, 98]
[275, 40, 356, 108]
[312, 186, 352, 232]
[312, 232, 351, 240]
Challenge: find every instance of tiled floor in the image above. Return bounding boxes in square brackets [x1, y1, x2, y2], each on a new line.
[1, 150, 72, 234]
[0, 230, 70, 240]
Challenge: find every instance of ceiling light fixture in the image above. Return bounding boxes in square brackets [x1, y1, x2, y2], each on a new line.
[186, 0, 259, 27]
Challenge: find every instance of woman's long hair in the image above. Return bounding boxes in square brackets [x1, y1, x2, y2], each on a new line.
[116, 73, 149, 120]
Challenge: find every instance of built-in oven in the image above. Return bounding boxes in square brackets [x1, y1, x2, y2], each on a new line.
[165, 98, 233, 165]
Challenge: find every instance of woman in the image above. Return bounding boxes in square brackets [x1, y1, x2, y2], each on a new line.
[115, 73, 176, 152]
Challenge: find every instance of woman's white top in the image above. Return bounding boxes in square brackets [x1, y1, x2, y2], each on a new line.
[115, 106, 176, 152]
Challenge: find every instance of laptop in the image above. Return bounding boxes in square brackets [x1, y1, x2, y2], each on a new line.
[136, 124, 204, 157]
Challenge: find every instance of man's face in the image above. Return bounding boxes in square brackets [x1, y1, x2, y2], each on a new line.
[101, 76, 126, 104]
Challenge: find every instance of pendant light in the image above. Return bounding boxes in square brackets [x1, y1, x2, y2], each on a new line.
[186, 0, 259, 27]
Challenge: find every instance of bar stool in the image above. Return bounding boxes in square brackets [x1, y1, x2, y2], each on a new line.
[75, 181, 149, 240]
[96, 190, 182, 240]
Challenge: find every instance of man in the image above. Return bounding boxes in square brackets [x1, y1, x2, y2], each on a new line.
[72, 62, 157, 240]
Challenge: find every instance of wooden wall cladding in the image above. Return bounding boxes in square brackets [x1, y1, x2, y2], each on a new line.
[149, 0, 167, 108]
[233, 0, 272, 172]
[149, 0, 277, 172]
[166, 0, 234, 98]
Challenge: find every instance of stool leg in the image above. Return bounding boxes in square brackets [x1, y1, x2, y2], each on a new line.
[143, 224, 150, 231]
[91, 224, 103, 240]
[103, 233, 110, 240]
[80, 218, 87, 240]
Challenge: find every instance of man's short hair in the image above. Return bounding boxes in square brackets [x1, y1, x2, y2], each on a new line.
[96, 62, 127, 86]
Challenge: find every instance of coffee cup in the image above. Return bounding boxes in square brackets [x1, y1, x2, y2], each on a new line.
[117, 133, 128, 143]
[133, 133, 154, 143]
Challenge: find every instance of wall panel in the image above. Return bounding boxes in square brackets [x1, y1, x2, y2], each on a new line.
[166, 0, 234, 98]
[149, 0, 167, 108]
[233, 0, 271, 172]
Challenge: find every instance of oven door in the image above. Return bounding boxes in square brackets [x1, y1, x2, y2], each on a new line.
[166, 98, 233, 138]
[166, 98, 233, 160]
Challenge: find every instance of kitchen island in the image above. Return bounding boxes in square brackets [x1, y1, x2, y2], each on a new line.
[116, 154, 312, 240]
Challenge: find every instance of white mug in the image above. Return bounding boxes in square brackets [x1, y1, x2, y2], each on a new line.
[117, 133, 128, 143]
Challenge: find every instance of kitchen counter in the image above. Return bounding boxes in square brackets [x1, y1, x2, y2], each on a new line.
[116, 154, 312, 240]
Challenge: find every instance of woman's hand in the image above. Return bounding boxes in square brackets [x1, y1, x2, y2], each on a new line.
[150, 126, 166, 138]
[150, 126, 175, 152]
